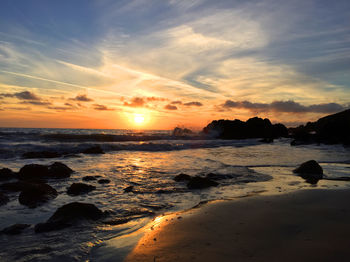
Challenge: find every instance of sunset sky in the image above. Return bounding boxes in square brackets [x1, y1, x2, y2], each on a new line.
[0, 0, 349, 129]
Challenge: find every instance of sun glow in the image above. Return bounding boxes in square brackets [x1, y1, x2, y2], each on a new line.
[134, 114, 145, 124]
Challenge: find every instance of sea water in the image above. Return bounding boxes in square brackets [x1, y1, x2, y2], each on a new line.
[0, 128, 349, 261]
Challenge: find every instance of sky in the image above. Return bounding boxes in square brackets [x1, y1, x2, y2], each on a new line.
[0, 0, 349, 129]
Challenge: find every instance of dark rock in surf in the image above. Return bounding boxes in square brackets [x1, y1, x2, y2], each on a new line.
[0, 168, 17, 181]
[98, 179, 110, 184]
[187, 176, 218, 189]
[35, 202, 103, 233]
[82, 176, 97, 181]
[0, 192, 9, 206]
[22, 151, 61, 159]
[47, 162, 74, 178]
[205, 173, 235, 180]
[67, 183, 96, 195]
[1, 224, 30, 235]
[82, 145, 105, 154]
[174, 173, 191, 182]
[293, 160, 323, 184]
[18, 164, 49, 180]
[123, 186, 134, 193]
[18, 183, 58, 208]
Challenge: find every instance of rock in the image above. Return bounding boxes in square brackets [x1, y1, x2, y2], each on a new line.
[293, 160, 323, 184]
[0, 181, 44, 192]
[82, 145, 105, 154]
[187, 176, 218, 189]
[82, 176, 97, 181]
[35, 202, 103, 233]
[47, 162, 74, 178]
[172, 127, 193, 136]
[174, 173, 191, 182]
[19, 183, 58, 208]
[123, 186, 133, 193]
[18, 164, 49, 180]
[205, 173, 235, 180]
[1, 224, 30, 235]
[22, 151, 61, 159]
[98, 179, 110, 184]
[0, 192, 9, 206]
[203, 117, 288, 139]
[67, 183, 96, 195]
[0, 168, 17, 181]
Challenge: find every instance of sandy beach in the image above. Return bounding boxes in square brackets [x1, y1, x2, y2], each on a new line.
[125, 189, 350, 262]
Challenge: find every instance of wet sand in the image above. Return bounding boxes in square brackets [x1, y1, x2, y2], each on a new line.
[125, 189, 350, 262]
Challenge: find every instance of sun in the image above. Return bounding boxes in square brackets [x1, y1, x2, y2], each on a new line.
[134, 114, 145, 124]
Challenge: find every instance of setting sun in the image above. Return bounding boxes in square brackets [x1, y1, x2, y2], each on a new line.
[134, 114, 145, 124]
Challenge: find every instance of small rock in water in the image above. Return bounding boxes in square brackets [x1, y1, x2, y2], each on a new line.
[82, 145, 105, 154]
[174, 173, 191, 182]
[0, 192, 9, 206]
[47, 162, 74, 178]
[18, 182, 58, 208]
[35, 202, 103, 233]
[293, 160, 323, 184]
[1, 224, 30, 235]
[123, 186, 134, 193]
[98, 179, 110, 184]
[67, 183, 96, 195]
[187, 176, 218, 189]
[0, 168, 17, 181]
[82, 176, 97, 181]
[18, 164, 49, 180]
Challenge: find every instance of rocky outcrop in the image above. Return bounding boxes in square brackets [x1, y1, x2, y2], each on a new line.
[187, 176, 218, 189]
[203, 117, 288, 139]
[174, 173, 191, 182]
[290, 109, 350, 145]
[35, 202, 103, 233]
[293, 160, 323, 184]
[67, 183, 96, 195]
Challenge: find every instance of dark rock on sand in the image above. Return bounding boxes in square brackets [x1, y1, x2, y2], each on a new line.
[67, 183, 96, 195]
[203, 117, 288, 139]
[82, 176, 97, 181]
[0, 192, 9, 206]
[47, 162, 74, 178]
[293, 160, 323, 184]
[187, 176, 218, 189]
[174, 173, 191, 182]
[98, 179, 110, 184]
[1, 224, 30, 235]
[82, 145, 105, 154]
[123, 186, 134, 193]
[22, 151, 61, 159]
[19, 183, 58, 208]
[35, 202, 103, 233]
[0, 168, 17, 181]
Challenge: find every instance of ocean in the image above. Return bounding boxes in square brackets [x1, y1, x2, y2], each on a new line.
[0, 128, 350, 261]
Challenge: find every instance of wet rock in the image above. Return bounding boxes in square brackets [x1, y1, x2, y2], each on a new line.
[18, 182, 58, 208]
[123, 186, 133, 193]
[67, 183, 96, 195]
[187, 176, 218, 189]
[82, 145, 105, 154]
[98, 179, 110, 184]
[18, 164, 49, 180]
[22, 151, 61, 159]
[0, 192, 9, 206]
[0, 168, 17, 181]
[1, 224, 30, 235]
[293, 160, 323, 184]
[82, 176, 97, 181]
[35, 202, 103, 233]
[174, 173, 191, 182]
[47, 162, 74, 178]
[0, 181, 41, 192]
[206, 173, 235, 180]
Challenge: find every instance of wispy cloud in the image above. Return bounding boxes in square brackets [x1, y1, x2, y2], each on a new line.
[70, 94, 94, 102]
[164, 104, 177, 110]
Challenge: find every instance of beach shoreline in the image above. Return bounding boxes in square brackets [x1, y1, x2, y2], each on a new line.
[116, 188, 350, 262]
